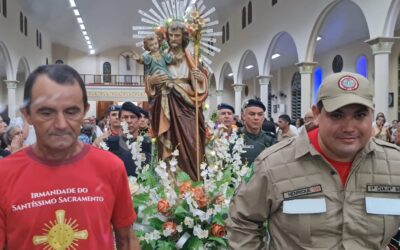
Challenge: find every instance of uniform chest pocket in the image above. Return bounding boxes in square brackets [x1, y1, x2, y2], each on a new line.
[278, 197, 327, 245]
[283, 198, 326, 214]
[365, 196, 400, 246]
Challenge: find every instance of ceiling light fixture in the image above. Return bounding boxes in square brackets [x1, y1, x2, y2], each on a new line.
[84, 36, 90, 41]
[89, 49, 95, 55]
[245, 65, 254, 69]
[73, 9, 80, 16]
[69, 0, 76, 8]
[316, 36, 322, 41]
[88, 44, 93, 49]
[271, 53, 280, 59]
[77, 17, 83, 24]
[87, 40, 92, 45]
[82, 30, 87, 35]
[80, 24, 85, 30]
[227, 73, 233, 77]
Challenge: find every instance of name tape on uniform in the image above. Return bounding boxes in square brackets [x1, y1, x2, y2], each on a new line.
[283, 198, 327, 214]
[365, 197, 400, 215]
[282, 184, 322, 200]
[367, 185, 400, 193]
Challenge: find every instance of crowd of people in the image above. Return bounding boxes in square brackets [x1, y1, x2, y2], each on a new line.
[2, 64, 400, 249]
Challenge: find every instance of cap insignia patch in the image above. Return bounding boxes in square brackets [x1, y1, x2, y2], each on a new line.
[338, 75, 359, 91]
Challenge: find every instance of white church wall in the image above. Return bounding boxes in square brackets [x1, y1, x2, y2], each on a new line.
[0, 0, 51, 113]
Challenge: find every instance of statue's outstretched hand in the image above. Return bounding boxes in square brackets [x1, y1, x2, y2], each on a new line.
[132, 51, 140, 61]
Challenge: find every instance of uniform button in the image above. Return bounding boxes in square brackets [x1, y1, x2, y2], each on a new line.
[330, 171, 336, 175]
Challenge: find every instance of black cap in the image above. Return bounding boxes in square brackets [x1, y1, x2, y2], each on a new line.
[108, 105, 121, 113]
[139, 108, 149, 118]
[121, 102, 141, 117]
[243, 99, 266, 111]
[217, 103, 235, 113]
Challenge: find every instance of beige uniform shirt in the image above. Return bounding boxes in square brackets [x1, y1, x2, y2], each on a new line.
[227, 129, 400, 249]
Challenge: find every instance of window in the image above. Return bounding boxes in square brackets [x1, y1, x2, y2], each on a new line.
[226, 22, 229, 41]
[55, 60, 64, 64]
[103, 62, 111, 83]
[2, 0, 6, 17]
[313, 67, 323, 104]
[24, 16, 27, 36]
[332, 54, 343, 73]
[222, 26, 225, 44]
[291, 72, 301, 119]
[39, 32, 42, 49]
[272, 0, 278, 6]
[356, 55, 367, 77]
[36, 29, 39, 46]
[20, 12, 23, 33]
[242, 7, 246, 29]
[46, 58, 48, 65]
[248, 2, 252, 24]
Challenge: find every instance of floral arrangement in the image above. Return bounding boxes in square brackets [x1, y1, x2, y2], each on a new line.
[130, 121, 249, 249]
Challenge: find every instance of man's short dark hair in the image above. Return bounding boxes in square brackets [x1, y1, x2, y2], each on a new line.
[278, 114, 291, 124]
[316, 101, 323, 112]
[23, 64, 88, 113]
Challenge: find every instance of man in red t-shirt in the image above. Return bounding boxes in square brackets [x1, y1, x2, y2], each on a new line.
[0, 64, 140, 249]
[228, 72, 400, 249]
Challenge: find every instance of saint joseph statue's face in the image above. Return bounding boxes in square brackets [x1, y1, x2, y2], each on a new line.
[168, 28, 183, 49]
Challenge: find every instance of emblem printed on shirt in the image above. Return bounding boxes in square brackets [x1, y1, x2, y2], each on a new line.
[33, 210, 88, 249]
[367, 185, 400, 193]
[282, 184, 323, 200]
[243, 144, 254, 149]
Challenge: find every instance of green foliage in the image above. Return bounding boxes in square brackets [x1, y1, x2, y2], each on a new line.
[210, 111, 218, 122]
[176, 172, 191, 183]
[185, 237, 204, 250]
[209, 236, 228, 247]
[174, 204, 188, 220]
[134, 193, 150, 209]
[156, 240, 175, 250]
[148, 218, 164, 230]
[211, 213, 225, 226]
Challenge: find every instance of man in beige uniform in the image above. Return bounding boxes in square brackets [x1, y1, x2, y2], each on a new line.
[227, 72, 400, 249]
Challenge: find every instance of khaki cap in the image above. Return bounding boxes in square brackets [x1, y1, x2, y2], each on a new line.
[317, 72, 374, 112]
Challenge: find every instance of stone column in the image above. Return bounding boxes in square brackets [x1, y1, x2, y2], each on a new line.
[296, 62, 317, 116]
[257, 75, 273, 116]
[215, 89, 224, 105]
[365, 37, 399, 116]
[232, 83, 244, 116]
[3, 80, 19, 119]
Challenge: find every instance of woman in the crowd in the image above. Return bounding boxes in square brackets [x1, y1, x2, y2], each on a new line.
[2, 126, 24, 155]
[295, 117, 304, 133]
[372, 115, 390, 142]
[0, 115, 9, 158]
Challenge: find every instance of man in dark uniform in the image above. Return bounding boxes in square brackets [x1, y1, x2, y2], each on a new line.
[240, 99, 275, 164]
[217, 103, 236, 135]
[138, 108, 150, 136]
[119, 102, 152, 166]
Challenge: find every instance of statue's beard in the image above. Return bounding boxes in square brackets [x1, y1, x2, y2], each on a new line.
[170, 42, 181, 49]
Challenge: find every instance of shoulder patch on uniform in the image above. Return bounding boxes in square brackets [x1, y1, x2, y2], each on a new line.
[373, 138, 400, 151]
[256, 137, 296, 160]
[283, 184, 323, 200]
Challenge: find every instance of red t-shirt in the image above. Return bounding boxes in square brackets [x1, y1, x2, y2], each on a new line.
[0, 145, 136, 249]
[308, 128, 352, 187]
